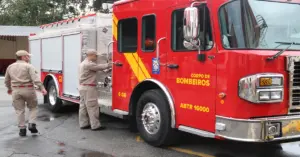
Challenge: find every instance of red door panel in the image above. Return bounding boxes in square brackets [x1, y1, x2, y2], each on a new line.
[166, 3, 217, 132]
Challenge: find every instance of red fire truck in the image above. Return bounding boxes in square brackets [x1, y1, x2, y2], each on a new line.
[29, 0, 300, 146]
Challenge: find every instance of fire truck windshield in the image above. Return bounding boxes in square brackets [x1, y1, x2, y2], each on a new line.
[219, 0, 300, 50]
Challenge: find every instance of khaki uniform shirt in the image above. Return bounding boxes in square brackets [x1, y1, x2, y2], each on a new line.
[4, 60, 45, 91]
[79, 58, 109, 85]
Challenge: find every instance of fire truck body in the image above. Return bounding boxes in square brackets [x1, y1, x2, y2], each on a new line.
[29, 13, 117, 115]
[30, 0, 300, 146]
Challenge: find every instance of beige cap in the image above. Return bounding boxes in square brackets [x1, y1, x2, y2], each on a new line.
[86, 49, 98, 55]
[16, 50, 32, 57]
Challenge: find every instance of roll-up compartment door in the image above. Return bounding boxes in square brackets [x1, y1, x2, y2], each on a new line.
[63, 33, 81, 97]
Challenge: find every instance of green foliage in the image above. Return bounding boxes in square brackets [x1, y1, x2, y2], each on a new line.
[0, 0, 116, 26]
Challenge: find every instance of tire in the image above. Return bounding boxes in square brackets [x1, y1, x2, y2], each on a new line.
[136, 89, 178, 147]
[47, 80, 63, 112]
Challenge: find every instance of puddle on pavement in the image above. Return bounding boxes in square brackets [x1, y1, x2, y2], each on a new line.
[81, 151, 114, 157]
[37, 114, 61, 122]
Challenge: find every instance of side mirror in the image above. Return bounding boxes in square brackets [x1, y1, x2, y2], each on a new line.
[183, 7, 199, 41]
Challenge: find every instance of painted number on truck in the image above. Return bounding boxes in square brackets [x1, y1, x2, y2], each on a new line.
[118, 92, 127, 98]
[180, 103, 210, 113]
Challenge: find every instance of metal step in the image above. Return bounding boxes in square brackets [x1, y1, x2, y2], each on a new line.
[99, 103, 127, 119]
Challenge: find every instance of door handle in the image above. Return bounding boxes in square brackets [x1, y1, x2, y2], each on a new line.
[167, 64, 179, 69]
[114, 62, 123, 67]
[107, 41, 114, 61]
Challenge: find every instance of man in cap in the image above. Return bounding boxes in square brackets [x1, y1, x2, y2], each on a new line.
[5, 50, 47, 137]
[78, 49, 112, 131]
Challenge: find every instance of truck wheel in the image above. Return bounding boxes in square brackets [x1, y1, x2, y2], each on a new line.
[47, 80, 62, 112]
[136, 89, 177, 147]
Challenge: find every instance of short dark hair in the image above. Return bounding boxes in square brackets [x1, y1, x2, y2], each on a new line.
[16, 55, 22, 60]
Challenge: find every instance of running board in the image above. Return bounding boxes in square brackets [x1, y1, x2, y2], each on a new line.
[60, 96, 80, 104]
[113, 109, 129, 115]
[99, 104, 128, 119]
[178, 125, 215, 138]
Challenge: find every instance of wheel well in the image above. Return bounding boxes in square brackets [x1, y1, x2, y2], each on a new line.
[129, 80, 176, 130]
[129, 81, 160, 117]
[43, 75, 53, 103]
[43, 75, 52, 89]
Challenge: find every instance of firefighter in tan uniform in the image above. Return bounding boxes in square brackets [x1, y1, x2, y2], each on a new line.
[79, 49, 112, 131]
[5, 50, 47, 137]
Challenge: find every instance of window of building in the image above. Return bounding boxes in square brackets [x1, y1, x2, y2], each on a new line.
[171, 4, 213, 51]
[118, 18, 138, 53]
[142, 15, 156, 52]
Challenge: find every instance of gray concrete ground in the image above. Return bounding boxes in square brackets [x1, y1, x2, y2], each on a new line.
[0, 78, 300, 157]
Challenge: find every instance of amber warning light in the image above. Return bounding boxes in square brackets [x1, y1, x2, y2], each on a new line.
[259, 77, 282, 87]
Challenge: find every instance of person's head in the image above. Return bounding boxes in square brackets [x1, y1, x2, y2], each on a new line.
[16, 50, 31, 62]
[86, 49, 98, 62]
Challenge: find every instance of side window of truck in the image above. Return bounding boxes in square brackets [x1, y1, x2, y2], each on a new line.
[142, 15, 156, 52]
[118, 18, 138, 53]
[171, 4, 213, 51]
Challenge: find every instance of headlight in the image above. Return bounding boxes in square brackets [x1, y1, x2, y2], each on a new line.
[259, 91, 282, 101]
[239, 73, 284, 103]
[270, 91, 282, 100]
[259, 91, 270, 101]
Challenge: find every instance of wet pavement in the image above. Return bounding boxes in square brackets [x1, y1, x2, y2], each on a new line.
[0, 79, 300, 157]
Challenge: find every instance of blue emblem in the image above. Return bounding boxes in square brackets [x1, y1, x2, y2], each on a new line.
[152, 58, 160, 74]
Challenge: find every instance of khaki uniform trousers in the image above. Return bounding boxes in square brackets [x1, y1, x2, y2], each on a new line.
[12, 88, 38, 129]
[79, 86, 100, 129]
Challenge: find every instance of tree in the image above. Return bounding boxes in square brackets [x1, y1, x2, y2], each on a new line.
[93, 0, 116, 12]
[0, 0, 89, 26]
[0, 0, 117, 26]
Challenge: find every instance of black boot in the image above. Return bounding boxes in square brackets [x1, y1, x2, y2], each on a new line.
[80, 125, 91, 130]
[28, 123, 38, 134]
[19, 128, 26, 137]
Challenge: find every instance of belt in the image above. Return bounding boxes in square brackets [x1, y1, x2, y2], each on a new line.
[81, 84, 96, 87]
[12, 85, 34, 88]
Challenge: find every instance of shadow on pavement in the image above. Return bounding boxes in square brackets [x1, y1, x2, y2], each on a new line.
[176, 133, 296, 157]
[36, 104, 79, 122]
[81, 151, 114, 157]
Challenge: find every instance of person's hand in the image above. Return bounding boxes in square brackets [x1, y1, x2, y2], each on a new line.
[7, 90, 12, 95]
[103, 68, 112, 73]
[41, 89, 47, 96]
[107, 62, 113, 68]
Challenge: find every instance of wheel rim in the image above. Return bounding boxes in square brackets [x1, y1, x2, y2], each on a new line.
[141, 102, 161, 135]
[49, 86, 57, 106]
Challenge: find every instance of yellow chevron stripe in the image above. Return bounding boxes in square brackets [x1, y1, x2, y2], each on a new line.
[112, 21, 118, 40]
[124, 53, 145, 82]
[113, 14, 118, 26]
[131, 52, 149, 81]
[112, 13, 152, 82]
[132, 53, 151, 79]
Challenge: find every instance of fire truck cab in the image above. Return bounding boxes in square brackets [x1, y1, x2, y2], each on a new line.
[30, 0, 300, 147]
